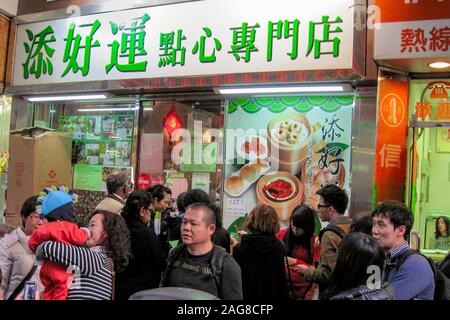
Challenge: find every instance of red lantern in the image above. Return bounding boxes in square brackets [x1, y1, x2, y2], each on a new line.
[164, 110, 182, 138]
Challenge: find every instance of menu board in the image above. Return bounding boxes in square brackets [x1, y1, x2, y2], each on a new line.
[59, 115, 134, 167]
[59, 115, 134, 191]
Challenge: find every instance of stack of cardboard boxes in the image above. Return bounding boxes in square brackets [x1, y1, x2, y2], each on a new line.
[5, 127, 72, 226]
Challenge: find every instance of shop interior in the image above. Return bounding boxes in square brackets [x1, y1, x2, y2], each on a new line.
[30, 95, 224, 222]
[407, 80, 450, 259]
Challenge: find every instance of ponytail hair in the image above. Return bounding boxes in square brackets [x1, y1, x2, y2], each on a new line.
[121, 190, 153, 221]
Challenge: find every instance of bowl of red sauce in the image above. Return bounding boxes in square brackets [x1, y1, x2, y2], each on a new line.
[256, 171, 303, 222]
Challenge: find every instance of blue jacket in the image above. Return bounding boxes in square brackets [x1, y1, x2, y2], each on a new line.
[383, 245, 435, 300]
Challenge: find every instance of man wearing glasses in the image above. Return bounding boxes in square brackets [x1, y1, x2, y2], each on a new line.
[294, 184, 351, 300]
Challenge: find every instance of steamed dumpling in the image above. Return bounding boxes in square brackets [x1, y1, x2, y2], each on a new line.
[280, 121, 291, 129]
[276, 128, 288, 141]
[287, 133, 298, 144]
[290, 123, 301, 133]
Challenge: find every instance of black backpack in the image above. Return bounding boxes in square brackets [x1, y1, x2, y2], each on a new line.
[319, 225, 347, 243]
[160, 244, 226, 298]
[395, 249, 450, 300]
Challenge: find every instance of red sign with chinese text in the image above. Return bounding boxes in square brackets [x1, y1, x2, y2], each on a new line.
[376, 0, 450, 23]
[374, 79, 409, 204]
[415, 81, 450, 120]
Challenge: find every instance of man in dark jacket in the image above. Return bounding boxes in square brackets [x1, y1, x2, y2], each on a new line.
[161, 203, 242, 300]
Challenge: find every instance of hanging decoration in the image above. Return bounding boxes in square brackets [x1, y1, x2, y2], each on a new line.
[164, 109, 182, 138]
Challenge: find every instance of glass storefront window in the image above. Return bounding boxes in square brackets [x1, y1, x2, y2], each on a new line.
[31, 98, 139, 222]
[139, 99, 224, 209]
[0, 96, 12, 222]
[408, 79, 450, 254]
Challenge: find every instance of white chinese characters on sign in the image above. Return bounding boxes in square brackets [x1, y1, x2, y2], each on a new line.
[379, 144, 402, 169]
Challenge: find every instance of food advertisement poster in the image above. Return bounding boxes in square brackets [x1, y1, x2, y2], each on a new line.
[223, 96, 353, 229]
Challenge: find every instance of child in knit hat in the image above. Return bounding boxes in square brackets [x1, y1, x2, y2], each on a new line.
[28, 186, 90, 300]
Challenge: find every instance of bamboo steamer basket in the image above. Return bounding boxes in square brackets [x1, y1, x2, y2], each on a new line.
[256, 171, 303, 222]
[267, 113, 324, 175]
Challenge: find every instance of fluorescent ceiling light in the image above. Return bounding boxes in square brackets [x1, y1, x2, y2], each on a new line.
[78, 107, 153, 112]
[27, 94, 108, 102]
[217, 85, 347, 95]
[429, 61, 450, 69]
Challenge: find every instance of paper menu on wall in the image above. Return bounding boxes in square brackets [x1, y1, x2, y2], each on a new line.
[72, 116, 86, 140]
[99, 141, 115, 166]
[191, 172, 210, 194]
[102, 116, 116, 140]
[115, 140, 131, 166]
[226, 198, 246, 216]
[116, 116, 133, 139]
[85, 142, 100, 165]
[85, 116, 102, 140]
[58, 116, 72, 133]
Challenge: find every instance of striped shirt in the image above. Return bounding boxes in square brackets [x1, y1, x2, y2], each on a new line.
[36, 241, 113, 300]
[388, 241, 409, 258]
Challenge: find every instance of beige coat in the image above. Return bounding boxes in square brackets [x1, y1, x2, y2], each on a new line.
[303, 216, 352, 285]
[0, 227, 42, 299]
[95, 195, 125, 214]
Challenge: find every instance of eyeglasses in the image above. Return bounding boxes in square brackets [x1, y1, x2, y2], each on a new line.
[317, 204, 332, 209]
[29, 214, 42, 221]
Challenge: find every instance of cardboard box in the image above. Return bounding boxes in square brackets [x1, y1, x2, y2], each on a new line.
[6, 127, 72, 221]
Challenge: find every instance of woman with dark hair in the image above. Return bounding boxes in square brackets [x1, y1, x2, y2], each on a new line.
[436, 216, 449, 239]
[208, 203, 231, 253]
[431, 216, 450, 250]
[34, 210, 131, 299]
[350, 215, 373, 235]
[232, 204, 289, 301]
[146, 184, 172, 235]
[116, 190, 165, 300]
[0, 196, 44, 300]
[147, 184, 172, 213]
[323, 232, 395, 300]
[276, 205, 320, 299]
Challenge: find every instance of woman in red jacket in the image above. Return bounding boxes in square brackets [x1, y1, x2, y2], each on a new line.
[277, 205, 321, 300]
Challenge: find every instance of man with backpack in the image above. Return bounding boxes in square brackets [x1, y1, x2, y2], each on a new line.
[294, 184, 351, 299]
[372, 201, 435, 300]
[160, 202, 243, 300]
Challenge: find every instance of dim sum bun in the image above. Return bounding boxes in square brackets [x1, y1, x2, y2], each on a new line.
[240, 165, 257, 182]
[225, 176, 245, 195]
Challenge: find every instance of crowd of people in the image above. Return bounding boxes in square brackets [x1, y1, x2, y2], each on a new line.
[0, 172, 449, 300]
